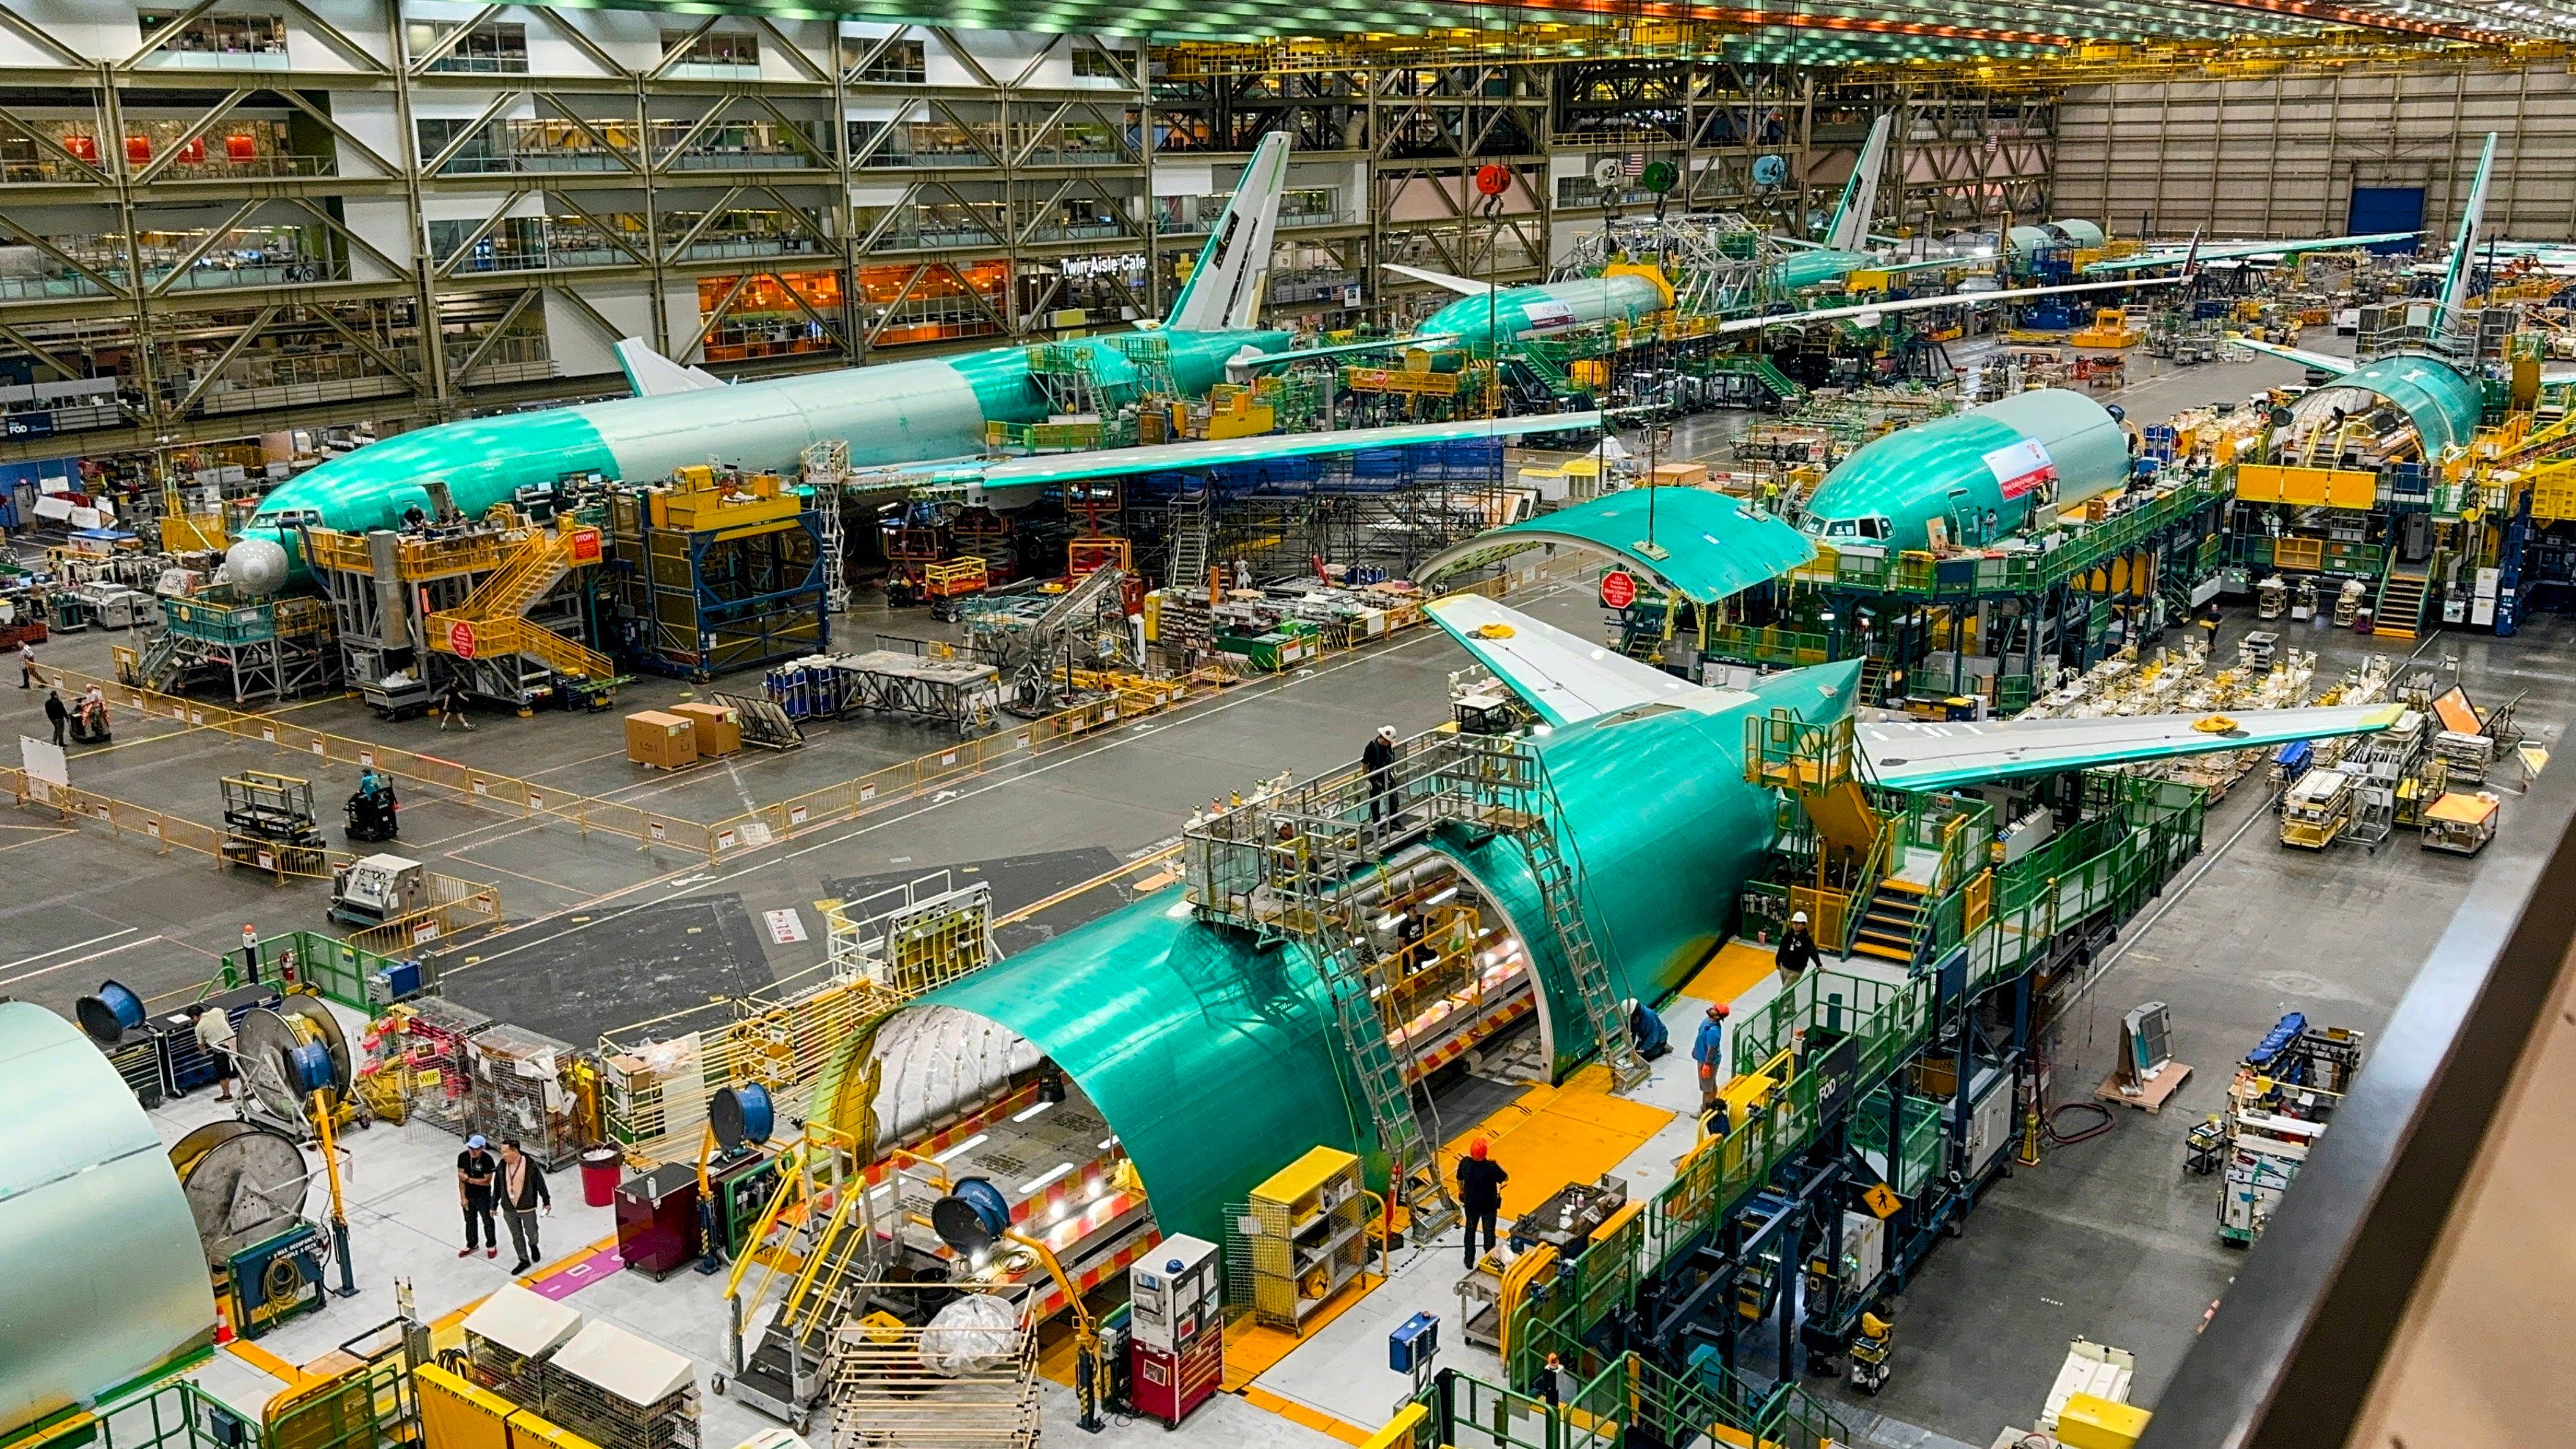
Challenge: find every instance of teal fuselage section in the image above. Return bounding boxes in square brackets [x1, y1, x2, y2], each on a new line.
[1417, 274, 1669, 352]
[1803, 389, 2130, 553]
[243, 329, 1283, 578]
[1775, 248, 1876, 292]
[901, 658, 1859, 1215]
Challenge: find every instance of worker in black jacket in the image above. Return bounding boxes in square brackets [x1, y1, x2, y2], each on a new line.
[1363, 724, 1398, 823]
[1776, 910, 1821, 984]
[496, 1139, 553, 1275]
[42, 689, 67, 747]
[1456, 1138, 1509, 1268]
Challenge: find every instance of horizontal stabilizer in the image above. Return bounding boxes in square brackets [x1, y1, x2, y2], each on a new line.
[1228, 334, 1461, 375]
[1381, 263, 1493, 296]
[1859, 704, 2402, 792]
[1426, 596, 1722, 727]
[615, 338, 724, 397]
[2225, 336, 2356, 377]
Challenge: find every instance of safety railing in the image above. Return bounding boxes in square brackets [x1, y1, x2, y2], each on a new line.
[343, 877, 503, 955]
[239, 929, 439, 1018]
[4, 1374, 234, 1449]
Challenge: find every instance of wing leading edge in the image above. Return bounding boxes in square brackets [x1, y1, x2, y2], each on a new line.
[1426, 594, 1711, 727]
[1858, 705, 2404, 792]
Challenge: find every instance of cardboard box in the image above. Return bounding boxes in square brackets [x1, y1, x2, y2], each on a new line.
[1651, 461, 1710, 488]
[672, 701, 741, 757]
[624, 710, 696, 769]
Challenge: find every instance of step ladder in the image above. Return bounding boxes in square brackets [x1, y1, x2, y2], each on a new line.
[733, 1187, 877, 1430]
[133, 630, 182, 693]
[1858, 656, 1892, 708]
[1167, 487, 1213, 594]
[2373, 569, 2430, 640]
[1291, 882, 1461, 1238]
[1848, 877, 1926, 964]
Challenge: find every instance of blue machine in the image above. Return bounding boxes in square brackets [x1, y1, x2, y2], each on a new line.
[225, 1221, 329, 1339]
[1390, 1311, 1439, 1379]
[2272, 739, 2314, 782]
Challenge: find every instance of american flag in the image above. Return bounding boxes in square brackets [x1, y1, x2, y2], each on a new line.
[1623, 152, 1644, 177]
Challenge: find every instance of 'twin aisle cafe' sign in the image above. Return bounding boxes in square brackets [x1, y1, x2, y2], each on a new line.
[1982, 438, 2059, 501]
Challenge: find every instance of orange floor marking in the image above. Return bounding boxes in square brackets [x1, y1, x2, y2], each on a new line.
[1437, 1073, 1677, 1220]
[221, 1341, 306, 1386]
[1217, 1275, 1383, 1390]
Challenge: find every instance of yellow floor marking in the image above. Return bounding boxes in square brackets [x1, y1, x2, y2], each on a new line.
[1235, 1385, 1375, 1445]
[222, 1340, 307, 1385]
[1217, 1275, 1383, 1391]
[1438, 1071, 1677, 1220]
[1679, 940, 1777, 1005]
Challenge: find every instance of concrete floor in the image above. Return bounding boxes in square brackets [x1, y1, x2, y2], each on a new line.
[20, 343, 2556, 1449]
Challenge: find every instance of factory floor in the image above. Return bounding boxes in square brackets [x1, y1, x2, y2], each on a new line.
[26, 338, 2561, 1447]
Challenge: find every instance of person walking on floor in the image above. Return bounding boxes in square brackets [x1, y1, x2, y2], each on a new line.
[18, 640, 40, 689]
[1456, 1137, 1508, 1268]
[457, 1134, 500, 1259]
[190, 1003, 236, 1101]
[1693, 1001, 1731, 1118]
[42, 688, 66, 747]
[437, 681, 473, 732]
[1363, 724, 1398, 824]
[497, 1139, 553, 1275]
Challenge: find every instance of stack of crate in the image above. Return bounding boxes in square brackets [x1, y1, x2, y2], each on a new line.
[467, 1023, 583, 1168]
[542, 1322, 702, 1449]
[462, 1283, 584, 1404]
[1246, 1146, 1368, 1333]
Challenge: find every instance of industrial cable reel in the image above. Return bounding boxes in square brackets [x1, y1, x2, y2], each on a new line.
[170, 1120, 312, 1265]
[233, 995, 352, 1130]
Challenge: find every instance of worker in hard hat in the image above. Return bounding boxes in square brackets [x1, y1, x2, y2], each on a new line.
[1363, 724, 1399, 825]
[1623, 997, 1669, 1060]
[1776, 910, 1820, 986]
[1455, 1138, 1509, 1268]
[1693, 1001, 1730, 1115]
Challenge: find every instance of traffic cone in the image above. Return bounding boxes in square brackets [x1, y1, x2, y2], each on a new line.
[213, 1292, 236, 1346]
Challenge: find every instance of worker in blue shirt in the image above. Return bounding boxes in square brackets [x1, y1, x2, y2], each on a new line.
[1623, 997, 1669, 1060]
[1693, 1001, 1731, 1117]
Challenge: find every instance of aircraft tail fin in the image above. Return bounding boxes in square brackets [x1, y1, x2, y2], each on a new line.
[615, 338, 724, 397]
[2179, 228, 2204, 280]
[1822, 114, 1892, 252]
[1381, 262, 1492, 296]
[1167, 132, 1291, 332]
[2437, 132, 2498, 332]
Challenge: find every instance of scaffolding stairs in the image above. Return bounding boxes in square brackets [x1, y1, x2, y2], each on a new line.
[425, 524, 613, 680]
[1183, 730, 1641, 1238]
[1710, 354, 1808, 405]
[1857, 656, 1892, 708]
[2373, 566, 2430, 640]
[131, 629, 182, 693]
[1167, 487, 1213, 595]
[732, 1175, 880, 1429]
[1848, 877, 1927, 964]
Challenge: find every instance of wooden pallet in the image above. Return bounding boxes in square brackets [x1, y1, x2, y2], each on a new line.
[2097, 1060, 2193, 1114]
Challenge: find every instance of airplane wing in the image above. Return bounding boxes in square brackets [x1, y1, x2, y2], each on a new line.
[1857, 705, 2403, 792]
[1869, 255, 1991, 276]
[1426, 594, 1705, 727]
[976, 411, 1600, 487]
[615, 338, 724, 397]
[2082, 232, 2417, 275]
[1228, 334, 1460, 372]
[1717, 276, 2178, 334]
[1381, 263, 1492, 296]
[2225, 336, 2357, 376]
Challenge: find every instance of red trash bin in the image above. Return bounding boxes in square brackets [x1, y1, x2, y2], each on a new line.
[580, 1147, 624, 1208]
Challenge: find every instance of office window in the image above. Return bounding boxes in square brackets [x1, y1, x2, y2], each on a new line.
[662, 29, 758, 67]
[853, 38, 926, 83]
[408, 20, 529, 73]
[138, 11, 287, 54]
[1071, 45, 1127, 80]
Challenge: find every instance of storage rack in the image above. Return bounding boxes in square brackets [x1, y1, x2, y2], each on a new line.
[466, 1023, 583, 1169]
[462, 1284, 584, 1406]
[1246, 1147, 1368, 1333]
[398, 997, 498, 1135]
[542, 1327, 703, 1449]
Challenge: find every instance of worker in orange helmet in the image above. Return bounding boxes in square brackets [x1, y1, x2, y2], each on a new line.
[1694, 1001, 1731, 1117]
[1456, 1138, 1509, 1269]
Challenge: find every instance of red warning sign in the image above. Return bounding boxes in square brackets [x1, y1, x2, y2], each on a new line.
[1600, 570, 1638, 609]
[448, 619, 478, 659]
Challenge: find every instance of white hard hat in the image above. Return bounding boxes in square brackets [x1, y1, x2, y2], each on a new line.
[1790, 910, 1808, 925]
[1378, 724, 1396, 738]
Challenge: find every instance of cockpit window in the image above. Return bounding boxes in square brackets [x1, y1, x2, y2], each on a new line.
[1859, 516, 1890, 541]
[1827, 519, 1858, 538]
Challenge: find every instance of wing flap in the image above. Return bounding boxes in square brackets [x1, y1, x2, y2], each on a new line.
[1859, 705, 2403, 792]
[1426, 596, 1701, 727]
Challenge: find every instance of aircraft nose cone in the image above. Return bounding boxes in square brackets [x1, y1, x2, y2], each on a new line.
[222, 536, 289, 599]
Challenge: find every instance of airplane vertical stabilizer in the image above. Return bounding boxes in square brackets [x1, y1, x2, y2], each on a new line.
[1167, 132, 1292, 333]
[2436, 132, 2498, 333]
[1823, 115, 1893, 252]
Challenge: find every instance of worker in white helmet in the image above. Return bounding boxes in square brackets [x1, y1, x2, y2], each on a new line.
[1777, 909, 1820, 986]
[1363, 724, 1399, 825]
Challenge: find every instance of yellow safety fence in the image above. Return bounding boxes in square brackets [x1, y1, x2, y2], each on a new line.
[42, 554, 1572, 868]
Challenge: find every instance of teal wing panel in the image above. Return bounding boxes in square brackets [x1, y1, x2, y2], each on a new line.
[1415, 487, 1816, 605]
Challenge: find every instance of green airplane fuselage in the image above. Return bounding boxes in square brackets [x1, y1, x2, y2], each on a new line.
[1801, 389, 2133, 553]
[242, 328, 1285, 581]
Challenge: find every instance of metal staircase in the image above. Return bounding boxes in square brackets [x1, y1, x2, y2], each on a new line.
[424, 523, 613, 680]
[1166, 486, 1213, 594]
[1848, 877, 1925, 964]
[1182, 727, 1641, 1237]
[2373, 566, 2431, 640]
